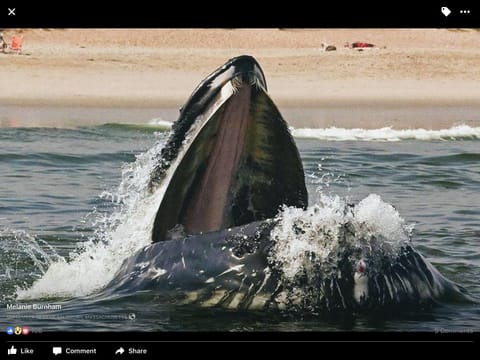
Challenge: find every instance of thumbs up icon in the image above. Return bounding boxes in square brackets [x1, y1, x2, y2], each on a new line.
[8, 346, 17, 355]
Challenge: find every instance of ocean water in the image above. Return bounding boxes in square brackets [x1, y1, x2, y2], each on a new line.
[1, 121, 479, 332]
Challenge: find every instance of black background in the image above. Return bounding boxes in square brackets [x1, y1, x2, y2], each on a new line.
[0, 3, 479, 27]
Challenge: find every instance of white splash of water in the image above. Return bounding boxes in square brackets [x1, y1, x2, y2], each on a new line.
[307, 161, 351, 199]
[16, 141, 168, 300]
[0, 229, 61, 302]
[269, 196, 346, 280]
[269, 194, 412, 282]
[0, 229, 59, 276]
[148, 118, 173, 129]
[355, 194, 410, 244]
[291, 125, 480, 141]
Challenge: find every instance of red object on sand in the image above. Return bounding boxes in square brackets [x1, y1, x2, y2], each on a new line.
[351, 42, 374, 48]
[10, 36, 23, 53]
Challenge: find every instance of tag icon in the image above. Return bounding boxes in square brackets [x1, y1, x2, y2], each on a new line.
[441, 7, 451, 17]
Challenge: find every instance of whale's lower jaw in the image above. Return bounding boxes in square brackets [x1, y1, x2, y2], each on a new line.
[150, 59, 307, 242]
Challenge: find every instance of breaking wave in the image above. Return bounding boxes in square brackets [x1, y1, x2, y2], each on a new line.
[291, 125, 480, 141]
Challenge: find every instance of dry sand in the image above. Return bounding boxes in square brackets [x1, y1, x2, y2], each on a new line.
[1, 29, 480, 128]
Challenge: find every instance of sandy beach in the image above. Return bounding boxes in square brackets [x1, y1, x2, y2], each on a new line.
[1, 28, 479, 128]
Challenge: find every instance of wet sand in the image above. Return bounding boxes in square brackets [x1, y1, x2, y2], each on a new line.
[1, 29, 479, 128]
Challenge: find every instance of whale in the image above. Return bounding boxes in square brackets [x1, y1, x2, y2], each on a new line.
[103, 56, 470, 312]
[106, 219, 469, 311]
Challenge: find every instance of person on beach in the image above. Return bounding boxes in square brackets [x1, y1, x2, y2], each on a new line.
[0, 33, 7, 53]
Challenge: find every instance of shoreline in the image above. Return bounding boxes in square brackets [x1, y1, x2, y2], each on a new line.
[2, 104, 480, 130]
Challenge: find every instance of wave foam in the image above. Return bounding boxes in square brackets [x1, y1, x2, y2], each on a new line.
[291, 125, 480, 141]
[148, 118, 173, 129]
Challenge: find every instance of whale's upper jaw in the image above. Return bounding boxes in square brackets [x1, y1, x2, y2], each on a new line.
[149, 56, 266, 189]
[150, 55, 308, 242]
[180, 55, 268, 114]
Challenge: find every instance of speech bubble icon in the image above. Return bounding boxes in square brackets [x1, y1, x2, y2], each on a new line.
[52, 347, 62, 355]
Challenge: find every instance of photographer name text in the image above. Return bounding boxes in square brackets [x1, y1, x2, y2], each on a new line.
[6, 303, 62, 311]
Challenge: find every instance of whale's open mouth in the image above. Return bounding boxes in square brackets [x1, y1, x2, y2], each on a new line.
[150, 56, 308, 242]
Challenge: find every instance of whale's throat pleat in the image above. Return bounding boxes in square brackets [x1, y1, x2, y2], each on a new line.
[152, 83, 307, 242]
[182, 85, 251, 234]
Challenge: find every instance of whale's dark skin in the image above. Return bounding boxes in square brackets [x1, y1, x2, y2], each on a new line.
[104, 56, 472, 312]
[106, 220, 469, 311]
